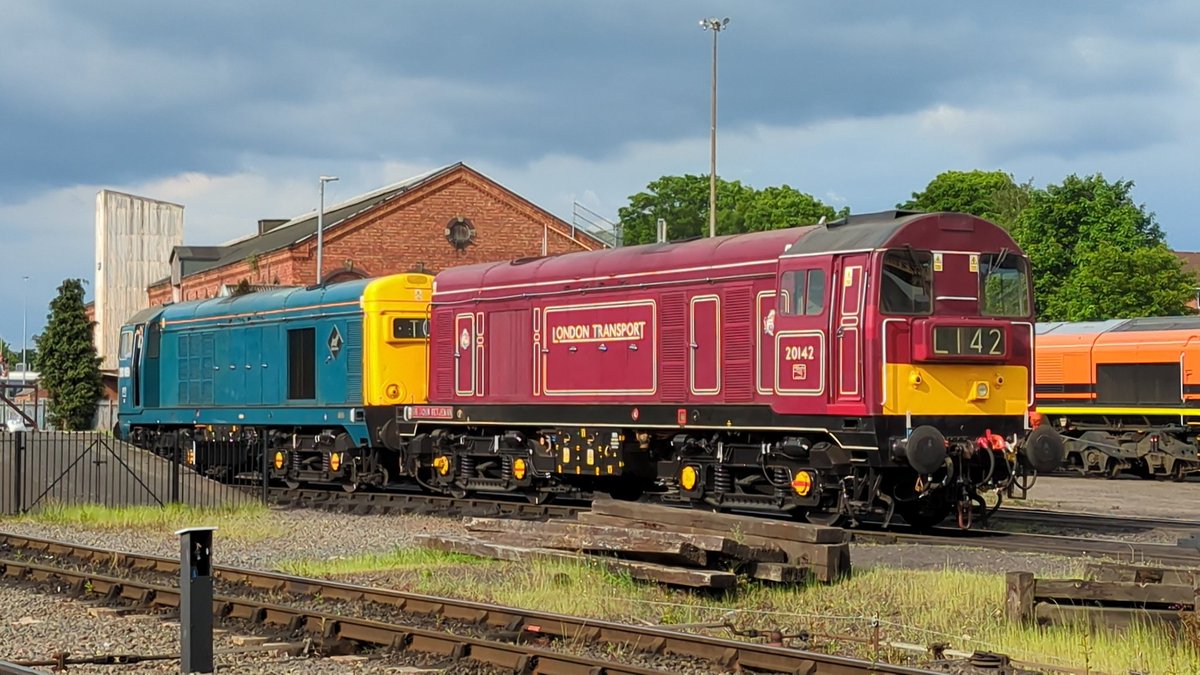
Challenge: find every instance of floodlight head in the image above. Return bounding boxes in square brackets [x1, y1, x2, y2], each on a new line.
[721, 17, 730, 27]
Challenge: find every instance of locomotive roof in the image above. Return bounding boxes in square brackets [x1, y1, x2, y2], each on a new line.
[433, 210, 1013, 298]
[784, 209, 930, 256]
[125, 279, 374, 328]
[434, 227, 808, 298]
[1037, 315, 1200, 335]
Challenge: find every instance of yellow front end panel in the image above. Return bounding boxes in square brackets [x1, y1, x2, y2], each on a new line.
[882, 364, 1029, 417]
[361, 274, 434, 407]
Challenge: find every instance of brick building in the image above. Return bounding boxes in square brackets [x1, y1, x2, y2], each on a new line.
[1176, 251, 1200, 310]
[148, 163, 609, 304]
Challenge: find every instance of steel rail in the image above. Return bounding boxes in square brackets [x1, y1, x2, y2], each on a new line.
[268, 487, 584, 519]
[268, 485, 1200, 539]
[992, 506, 1200, 532]
[0, 556, 687, 675]
[0, 532, 943, 675]
[851, 527, 1199, 567]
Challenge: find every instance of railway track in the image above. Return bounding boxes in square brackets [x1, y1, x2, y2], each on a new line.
[268, 486, 585, 520]
[0, 531, 955, 675]
[990, 506, 1200, 533]
[267, 485, 1200, 563]
[850, 525, 1200, 567]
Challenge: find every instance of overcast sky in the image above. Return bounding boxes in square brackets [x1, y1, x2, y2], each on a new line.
[1, 1, 1198, 346]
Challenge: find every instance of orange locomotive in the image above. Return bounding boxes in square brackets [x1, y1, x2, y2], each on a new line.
[1034, 317, 1200, 479]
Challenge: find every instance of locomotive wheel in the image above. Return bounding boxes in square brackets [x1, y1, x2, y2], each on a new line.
[524, 489, 554, 505]
[285, 479, 301, 490]
[342, 481, 358, 493]
[897, 499, 950, 531]
[803, 509, 844, 527]
[1171, 462, 1189, 482]
[1104, 460, 1122, 479]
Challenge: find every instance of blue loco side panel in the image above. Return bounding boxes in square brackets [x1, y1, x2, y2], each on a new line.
[120, 280, 374, 444]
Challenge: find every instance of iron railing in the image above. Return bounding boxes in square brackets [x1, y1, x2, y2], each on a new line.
[1, 430, 267, 515]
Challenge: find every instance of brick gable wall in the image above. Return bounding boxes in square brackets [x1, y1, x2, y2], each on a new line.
[146, 165, 601, 305]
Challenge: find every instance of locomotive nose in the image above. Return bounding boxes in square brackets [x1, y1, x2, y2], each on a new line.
[896, 425, 948, 475]
[1019, 424, 1066, 473]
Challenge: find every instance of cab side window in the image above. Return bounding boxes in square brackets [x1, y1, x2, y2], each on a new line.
[780, 270, 826, 316]
[804, 270, 826, 315]
[880, 250, 933, 315]
[119, 331, 133, 360]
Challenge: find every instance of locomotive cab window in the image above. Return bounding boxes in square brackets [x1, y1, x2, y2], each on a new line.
[287, 328, 316, 400]
[980, 253, 1031, 317]
[779, 269, 826, 316]
[391, 316, 431, 340]
[119, 331, 133, 360]
[880, 249, 932, 315]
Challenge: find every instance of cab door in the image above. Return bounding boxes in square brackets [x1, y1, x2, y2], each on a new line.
[773, 261, 830, 399]
[117, 327, 138, 412]
[833, 253, 868, 403]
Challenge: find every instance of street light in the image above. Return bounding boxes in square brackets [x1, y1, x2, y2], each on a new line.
[22, 275, 28, 372]
[316, 176, 339, 285]
[700, 16, 729, 239]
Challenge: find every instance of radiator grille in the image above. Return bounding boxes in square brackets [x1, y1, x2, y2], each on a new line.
[723, 285, 754, 401]
[345, 320, 363, 404]
[660, 292, 687, 401]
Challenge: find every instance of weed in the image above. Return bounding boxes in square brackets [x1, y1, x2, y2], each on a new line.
[287, 546, 1200, 673]
[3, 503, 282, 541]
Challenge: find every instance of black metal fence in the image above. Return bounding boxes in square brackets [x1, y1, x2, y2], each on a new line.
[0, 431, 267, 515]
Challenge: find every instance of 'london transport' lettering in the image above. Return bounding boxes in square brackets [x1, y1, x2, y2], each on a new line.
[552, 321, 647, 343]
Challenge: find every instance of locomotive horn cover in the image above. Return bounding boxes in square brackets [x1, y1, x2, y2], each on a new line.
[903, 425, 948, 475]
[1019, 424, 1066, 473]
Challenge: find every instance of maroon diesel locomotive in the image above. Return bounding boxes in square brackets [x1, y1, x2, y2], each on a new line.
[409, 210, 1064, 528]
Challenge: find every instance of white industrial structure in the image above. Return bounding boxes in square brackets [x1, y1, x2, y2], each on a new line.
[94, 190, 184, 370]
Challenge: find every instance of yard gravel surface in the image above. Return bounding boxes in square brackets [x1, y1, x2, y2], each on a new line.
[0, 509, 470, 570]
[1016, 474, 1200, 520]
[0, 583, 487, 673]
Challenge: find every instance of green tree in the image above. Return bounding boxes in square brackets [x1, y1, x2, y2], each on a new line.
[900, 170, 1031, 229]
[1046, 244, 1196, 321]
[0, 339, 19, 368]
[743, 185, 846, 232]
[617, 174, 843, 245]
[36, 279, 102, 430]
[1011, 173, 1176, 320]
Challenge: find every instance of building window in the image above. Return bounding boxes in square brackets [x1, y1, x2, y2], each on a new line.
[287, 328, 316, 400]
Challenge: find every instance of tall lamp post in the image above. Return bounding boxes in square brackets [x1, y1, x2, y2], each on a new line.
[22, 275, 28, 372]
[699, 16, 729, 239]
[316, 176, 339, 285]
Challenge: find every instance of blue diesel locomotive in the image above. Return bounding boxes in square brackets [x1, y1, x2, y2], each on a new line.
[117, 273, 433, 489]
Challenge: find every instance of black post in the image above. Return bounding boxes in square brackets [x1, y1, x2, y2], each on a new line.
[170, 434, 180, 503]
[260, 437, 269, 505]
[12, 431, 24, 514]
[177, 526, 216, 674]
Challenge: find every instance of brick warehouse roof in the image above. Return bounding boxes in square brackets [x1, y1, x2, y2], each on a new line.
[154, 162, 601, 289]
[158, 165, 454, 286]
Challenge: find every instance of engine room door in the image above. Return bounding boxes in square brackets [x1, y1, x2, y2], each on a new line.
[833, 254, 867, 403]
[454, 313, 477, 397]
[688, 295, 721, 396]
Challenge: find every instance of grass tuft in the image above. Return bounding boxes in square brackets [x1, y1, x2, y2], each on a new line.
[278, 546, 1200, 673]
[278, 547, 486, 577]
[4, 502, 282, 541]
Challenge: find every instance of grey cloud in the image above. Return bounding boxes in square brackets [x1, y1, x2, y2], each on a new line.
[1, 0, 1193, 197]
